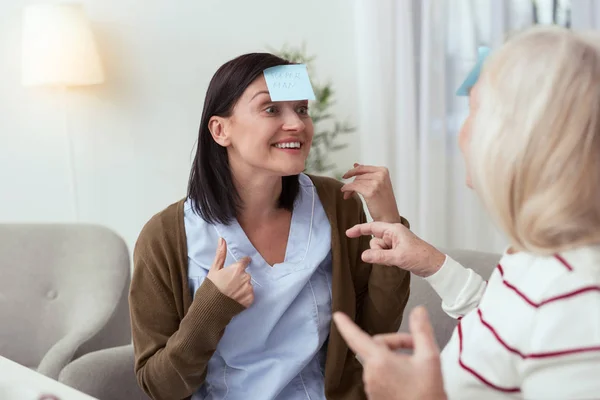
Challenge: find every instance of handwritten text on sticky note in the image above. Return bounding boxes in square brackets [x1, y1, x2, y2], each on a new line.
[263, 64, 316, 102]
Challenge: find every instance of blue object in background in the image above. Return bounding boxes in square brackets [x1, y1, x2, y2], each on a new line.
[456, 46, 491, 96]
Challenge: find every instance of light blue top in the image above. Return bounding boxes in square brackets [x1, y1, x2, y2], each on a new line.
[185, 173, 333, 400]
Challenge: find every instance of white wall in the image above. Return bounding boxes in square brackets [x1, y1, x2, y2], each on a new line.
[0, 0, 359, 257]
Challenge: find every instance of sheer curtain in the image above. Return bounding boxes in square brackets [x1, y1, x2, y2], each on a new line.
[353, 0, 574, 253]
[572, 0, 600, 28]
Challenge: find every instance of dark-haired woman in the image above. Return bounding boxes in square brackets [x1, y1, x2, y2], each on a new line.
[129, 53, 411, 400]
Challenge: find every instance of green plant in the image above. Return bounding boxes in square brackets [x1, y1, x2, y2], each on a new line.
[273, 44, 354, 177]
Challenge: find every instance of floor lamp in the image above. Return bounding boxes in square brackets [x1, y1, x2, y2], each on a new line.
[22, 3, 104, 221]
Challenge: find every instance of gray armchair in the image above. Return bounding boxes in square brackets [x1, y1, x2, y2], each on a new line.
[0, 224, 131, 379]
[60, 344, 147, 400]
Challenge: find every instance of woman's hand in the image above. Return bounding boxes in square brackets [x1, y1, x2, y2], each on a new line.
[341, 164, 402, 223]
[207, 238, 254, 308]
[334, 307, 447, 400]
[346, 221, 445, 277]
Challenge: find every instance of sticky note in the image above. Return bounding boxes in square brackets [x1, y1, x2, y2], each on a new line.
[263, 64, 316, 101]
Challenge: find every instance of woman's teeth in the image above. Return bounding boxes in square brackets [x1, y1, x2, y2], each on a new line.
[274, 142, 301, 149]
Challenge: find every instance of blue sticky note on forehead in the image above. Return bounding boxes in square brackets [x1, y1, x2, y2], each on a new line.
[263, 64, 316, 101]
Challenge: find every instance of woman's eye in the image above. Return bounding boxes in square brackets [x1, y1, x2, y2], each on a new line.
[297, 106, 309, 115]
[265, 106, 278, 114]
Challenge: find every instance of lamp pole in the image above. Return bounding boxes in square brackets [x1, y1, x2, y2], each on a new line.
[62, 86, 79, 221]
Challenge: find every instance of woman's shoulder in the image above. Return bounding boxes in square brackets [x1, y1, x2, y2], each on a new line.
[483, 250, 600, 361]
[498, 248, 600, 324]
[501, 247, 600, 288]
[305, 173, 343, 191]
[135, 199, 187, 260]
[523, 252, 600, 357]
[306, 173, 363, 220]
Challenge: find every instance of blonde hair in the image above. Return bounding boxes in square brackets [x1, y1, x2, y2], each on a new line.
[470, 25, 600, 255]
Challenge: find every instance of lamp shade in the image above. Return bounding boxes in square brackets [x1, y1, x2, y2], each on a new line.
[22, 3, 104, 87]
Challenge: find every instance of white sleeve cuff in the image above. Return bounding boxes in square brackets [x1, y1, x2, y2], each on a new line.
[424, 255, 473, 306]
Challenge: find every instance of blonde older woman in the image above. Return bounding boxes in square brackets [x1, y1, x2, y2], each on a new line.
[334, 25, 600, 400]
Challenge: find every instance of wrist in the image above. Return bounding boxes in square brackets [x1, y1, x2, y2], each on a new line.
[422, 248, 446, 278]
[377, 212, 403, 224]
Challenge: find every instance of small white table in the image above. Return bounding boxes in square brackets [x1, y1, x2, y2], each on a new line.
[0, 356, 98, 400]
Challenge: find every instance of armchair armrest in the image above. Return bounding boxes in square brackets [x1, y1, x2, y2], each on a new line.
[38, 330, 97, 379]
[59, 344, 148, 400]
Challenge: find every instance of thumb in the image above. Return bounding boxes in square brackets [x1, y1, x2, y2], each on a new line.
[210, 238, 227, 272]
[236, 256, 251, 272]
[409, 306, 440, 358]
[361, 248, 394, 266]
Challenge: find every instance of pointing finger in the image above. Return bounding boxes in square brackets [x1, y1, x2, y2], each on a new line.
[410, 307, 440, 358]
[346, 222, 398, 239]
[333, 312, 380, 359]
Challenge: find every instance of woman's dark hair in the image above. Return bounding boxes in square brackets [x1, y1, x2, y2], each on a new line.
[187, 53, 300, 225]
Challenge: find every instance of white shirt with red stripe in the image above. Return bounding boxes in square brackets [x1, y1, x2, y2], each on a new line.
[425, 246, 600, 399]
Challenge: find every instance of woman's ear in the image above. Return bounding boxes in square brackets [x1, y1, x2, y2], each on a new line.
[208, 116, 231, 147]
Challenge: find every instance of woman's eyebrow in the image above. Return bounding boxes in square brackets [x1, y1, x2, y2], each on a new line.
[250, 90, 271, 102]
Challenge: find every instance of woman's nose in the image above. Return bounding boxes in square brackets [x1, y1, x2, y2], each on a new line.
[282, 110, 306, 131]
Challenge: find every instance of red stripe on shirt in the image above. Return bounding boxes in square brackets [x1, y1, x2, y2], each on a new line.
[554, 254, 573, 271]
[496, 264, 600, 308]
[477, 309, 600, 359]
[457, 320, 521, 393]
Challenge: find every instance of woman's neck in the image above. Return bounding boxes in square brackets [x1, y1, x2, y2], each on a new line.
[232, 168, 283, 223]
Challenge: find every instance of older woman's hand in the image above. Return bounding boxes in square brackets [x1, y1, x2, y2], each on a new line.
[334, 307, 447, 400]
[346, 221, 445, 277]
[341, 164, 402, 223]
